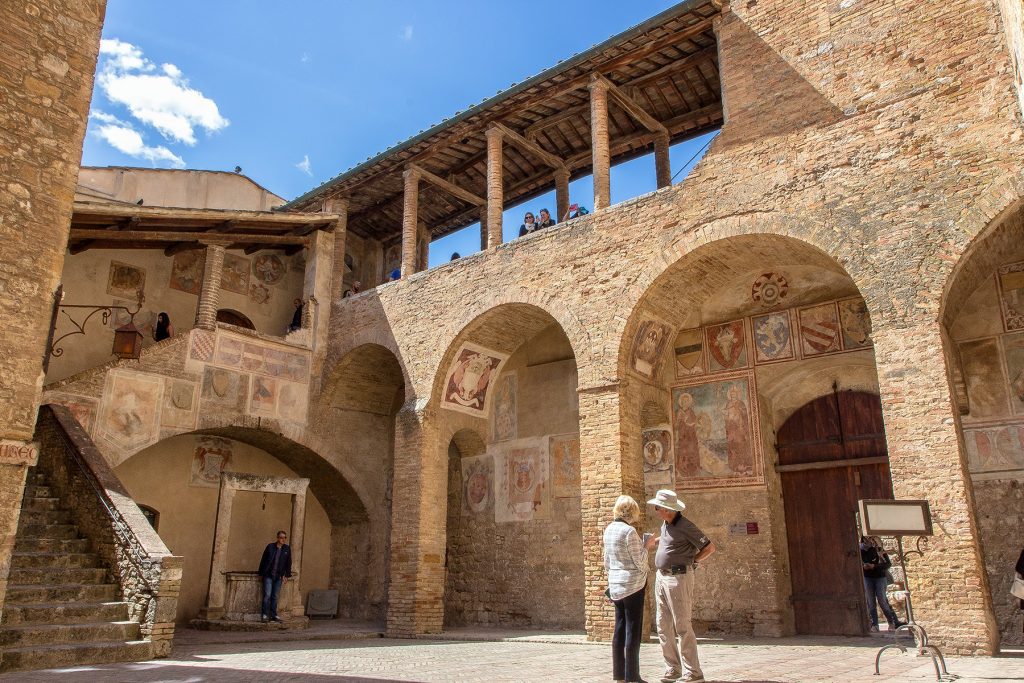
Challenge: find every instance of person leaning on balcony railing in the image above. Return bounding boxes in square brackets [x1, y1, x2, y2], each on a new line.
[518, 211, 537, 237]
[536, 208, 556, 230]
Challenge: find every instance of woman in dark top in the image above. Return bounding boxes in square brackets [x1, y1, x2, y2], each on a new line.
[536, 208, 556, 229]
[153, 312, 173, 341]
[518, 211, 537, 237]
[861, 536, 904, 632]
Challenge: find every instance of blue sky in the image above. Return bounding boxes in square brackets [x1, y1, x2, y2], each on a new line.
[83, 1, 717, 266]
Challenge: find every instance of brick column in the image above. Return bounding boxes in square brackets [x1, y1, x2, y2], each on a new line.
[485, 127, 504, 247]
[654, 131, 671, 189]
[872, 320, 998, 655]
[401, 168, 420, 278]
[479, 211, 488, 251]
[386, 399, 445, 636]
[589, 76, 611, 211]
[194, 244, 225, 330]
[328, 197, 349, 302]
[555, 168, 570, 223]
[578, 380, 643, 641]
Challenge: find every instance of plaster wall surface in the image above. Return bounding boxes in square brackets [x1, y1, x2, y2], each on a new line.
[76, 167, 285, 211]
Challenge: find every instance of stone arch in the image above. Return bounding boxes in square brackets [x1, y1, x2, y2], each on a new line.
[320, 335, 412, 405]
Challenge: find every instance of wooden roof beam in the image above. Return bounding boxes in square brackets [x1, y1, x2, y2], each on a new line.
[163, 241, 203, 257]
[407, 163, 486, 207]
[69, 228, 308, 246]
[594, 73, 667, 136]
[490, 122, 566, 171]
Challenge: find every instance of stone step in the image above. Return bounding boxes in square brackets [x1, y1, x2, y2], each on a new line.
[17, 523, 80, 540]
[9, 567, 109, 586]
[26, 471, 47, 486]
[23, 485, 53, 499]
[0, 620, 140, 648]
[17, 509, 73, 526]
[6, 582, 118, 604]
[21, 496, 63, 512]
[14, 537, 91, 553]
[11, 551, 99, 569]
[0, 639, 153, 674]
[2, 600, 130, 626]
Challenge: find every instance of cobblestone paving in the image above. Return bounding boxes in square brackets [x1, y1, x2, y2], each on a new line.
[4, 635, 1023, 682]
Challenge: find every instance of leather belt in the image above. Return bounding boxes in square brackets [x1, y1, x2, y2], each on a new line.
[659, 565, 688, 576]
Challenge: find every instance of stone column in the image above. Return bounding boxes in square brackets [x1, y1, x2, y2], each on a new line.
[654, 131, 672, 189]
[589, 76, 612, 211]
[555, 168, 570, 223]
[0, 454, 36, 611]
[485, 127, 504, 247]
[577, 380, 643, 641]
[386, 399, 445, 636]
[201, 480, 236, 619]
[328, 197, 350, 302]
[289, 487, 308, 617]
[194, 244, 225, 330]
[872, 320, 998, 655]
[401, 168, 420, 278]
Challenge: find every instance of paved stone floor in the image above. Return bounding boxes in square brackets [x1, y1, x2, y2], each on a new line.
[4, 630, 1023, 682]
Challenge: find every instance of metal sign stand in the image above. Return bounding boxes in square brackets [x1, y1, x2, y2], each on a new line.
[873, 536, 951, 681]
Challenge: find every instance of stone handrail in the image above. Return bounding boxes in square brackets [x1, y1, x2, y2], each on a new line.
[33, 404, 182, 655]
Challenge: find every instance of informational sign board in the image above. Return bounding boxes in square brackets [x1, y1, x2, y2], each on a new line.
[858, 499, 933, 536]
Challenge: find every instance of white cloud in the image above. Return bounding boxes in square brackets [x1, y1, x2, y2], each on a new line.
[95, 39, 228, 146]
[402, 25, 413, 41]
[89, 110, 185, 167]
[295, 154, 312, 176]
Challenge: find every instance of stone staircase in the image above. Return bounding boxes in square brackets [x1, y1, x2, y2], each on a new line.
[0, 469, 152, 673]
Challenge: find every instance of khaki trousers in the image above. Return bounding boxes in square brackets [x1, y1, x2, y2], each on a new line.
[655, 570, 702, 677]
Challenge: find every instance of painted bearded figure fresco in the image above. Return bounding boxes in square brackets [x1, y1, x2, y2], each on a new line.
[447, 352, 498, 409]
[674, 391, 700, 479]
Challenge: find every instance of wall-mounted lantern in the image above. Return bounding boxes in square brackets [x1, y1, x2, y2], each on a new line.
[44, 285, 146, 371]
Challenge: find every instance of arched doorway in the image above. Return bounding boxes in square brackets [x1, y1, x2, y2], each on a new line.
[217, 308, 256, 330]
[776, 390, 893, 635]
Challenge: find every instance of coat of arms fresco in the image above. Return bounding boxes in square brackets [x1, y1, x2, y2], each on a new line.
[442, 342, 508, 417]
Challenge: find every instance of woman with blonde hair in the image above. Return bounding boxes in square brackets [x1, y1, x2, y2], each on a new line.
[604, 494, 656, 683]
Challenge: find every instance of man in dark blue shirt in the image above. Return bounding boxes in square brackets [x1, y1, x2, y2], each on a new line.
[258, 530, 292, 623]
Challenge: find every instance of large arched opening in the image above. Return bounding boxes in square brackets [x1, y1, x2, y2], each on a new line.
[939, 201, 1024, 647]
[620, 232, 894, 637]
[434, 303, 583, 629]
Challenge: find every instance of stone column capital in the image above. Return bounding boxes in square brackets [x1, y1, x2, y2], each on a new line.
[588, 74, 611, 93]
[485, 126, 505, 142]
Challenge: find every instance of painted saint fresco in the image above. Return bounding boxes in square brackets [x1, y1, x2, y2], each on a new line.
[672, 371, 763, 489]
[190, 435, 232, 488]
[461, 453, 494, 515]
[632, 319, 671, 379]
[220, 253, 251, 295]
[838, 298, 872, 349]
[106, 261, 145, 300]
[161, 379, 198, 430]
[705, 320, 747, 372]
[493, 437, 550, 522]
[96, 370, 163, 454]
[959, 338, 1010, 420]
[642, 426, 674, 498]
[550, 434, 580, 498]
[253, 254, 286, 285]
[963, 424, 1024, 475]
[798, 302, 841, 356]
[751, 311, 794, 364]
[492, 373, 517, 442]
[169, 249, 206, 295]
[673, 328, 704, 378]
[1001, 331, 1024, 415]
[441, 342, 508, 417]
[998, 261, 1024, 331]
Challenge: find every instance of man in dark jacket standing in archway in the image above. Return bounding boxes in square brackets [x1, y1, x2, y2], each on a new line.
[258, 530, 292, 623]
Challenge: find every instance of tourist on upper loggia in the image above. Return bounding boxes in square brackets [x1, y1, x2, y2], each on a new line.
[536, 207, 556, 229]
[518, 211, 537, 237]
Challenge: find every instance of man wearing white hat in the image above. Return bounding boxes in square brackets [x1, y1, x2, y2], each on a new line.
[648, 489, 716, 683]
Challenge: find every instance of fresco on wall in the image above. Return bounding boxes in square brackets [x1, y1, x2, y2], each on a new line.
[963, 425, 1024, 475]
[494, 437, 550, 522]
[214, 335, 310, 383]
[672, 371, 763, 489]
[382, 243, 401, 281]
[108, 299, 157, 342]
[277, 381, 308, 422]
[492, 373, 517, 442]
[550, 434, 580, 498]
[631, 319, 671, 379]
[441, 342, 508, 417]
[44, 392, 98, 435]
[751, 272, 789, 308]
[169, 249, 206, 295]
[200, 367, 249, 411]
[997, 261, 1024, 331]
[706, 320, 747, 372]
[220, 253, 251, 295]
[838, 298, 872, 349]
[249, 376, 278, 417]
[751, 311, 794, 364]
[959, 338, 1010, 420]
[96, 370, 163, 454]
[253, 254, 286, 285]
[248, 283, 271, 305]
[161, 379, 198, 430]
[190, 329, 216, 362]
[106, 261, 145, 300]
[642, 427, 674, 498]
[190, 435, 233, 488]
[799, 302, 841, 356]
[461, 453, 494, 514]
[1001, 332, 1024, 415]
[674, 328, 704, 378]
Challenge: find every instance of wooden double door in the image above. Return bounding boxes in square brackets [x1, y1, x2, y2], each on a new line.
[777, 390, 893, 635]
